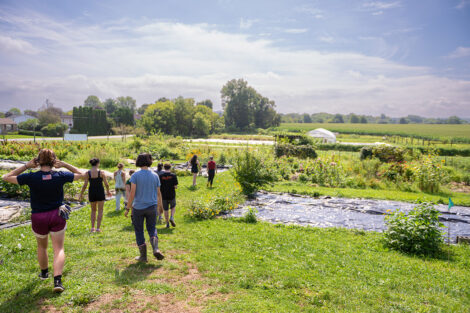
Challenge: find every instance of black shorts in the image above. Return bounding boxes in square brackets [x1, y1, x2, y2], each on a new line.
[162, 199, 176, 211]
[89, 191, 105, 202]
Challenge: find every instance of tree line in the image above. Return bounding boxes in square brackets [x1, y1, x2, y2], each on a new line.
[5, 78, 283, 137]
[281, 112, 468, 124]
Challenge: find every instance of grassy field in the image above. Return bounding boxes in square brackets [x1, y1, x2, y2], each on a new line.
[1, 172, 470, 312]
[276, 123, 470, 141]
[267, 181, 470, 206]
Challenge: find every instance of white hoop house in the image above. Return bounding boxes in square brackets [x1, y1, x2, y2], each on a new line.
[307, 128, 336, 144]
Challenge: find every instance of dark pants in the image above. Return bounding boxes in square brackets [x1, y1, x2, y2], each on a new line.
[208, 169, 215, 185]
[131, 205, 158, 246]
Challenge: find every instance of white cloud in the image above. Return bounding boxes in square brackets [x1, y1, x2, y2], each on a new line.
[294, 5, 325, 19]
[0, 11, 469, 117]
[0, 35, 40, 54]
[239, 18, 258, 30]
[456, 0, 470, 9]
[284, 28, 308, 34]
[372, 11, 383, 15]
[363, 1, 401, 10]
[447, 47, 470, 59]
[319, 36, 334, 43]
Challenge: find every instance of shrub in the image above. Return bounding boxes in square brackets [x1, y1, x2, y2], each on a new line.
[41, 123, 68, 137]
[275, 144, 317, 159]
[305, 159, 345, 187]
[232, 151, 276, 195]
[0, 179, 29, 199]
[413, 155, 447, 193]
[372, 145, 405, 163]
[18, 129, 42, 136]
[383, 202, 444, 255]
[187, 199, 218, 219]
[218, 153, 227, 166]
[187, 193, 241, 219]
[242, 207, 258, 223]
[360, 147, 373, 160]
[360, 146, 406, 163]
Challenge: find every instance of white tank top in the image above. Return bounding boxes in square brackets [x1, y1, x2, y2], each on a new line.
[115, 170, 125, 189]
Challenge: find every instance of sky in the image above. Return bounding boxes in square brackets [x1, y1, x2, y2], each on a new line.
[0, 0, 469, 117]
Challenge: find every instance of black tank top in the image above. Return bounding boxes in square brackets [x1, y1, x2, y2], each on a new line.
[88, 170, 104, 193]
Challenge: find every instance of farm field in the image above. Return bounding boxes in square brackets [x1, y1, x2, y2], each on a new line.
[276, 123, 470, 141]
[1, 172, 470, 312]
[1, 135, 470, 312]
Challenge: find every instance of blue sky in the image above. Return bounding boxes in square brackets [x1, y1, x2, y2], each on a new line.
[0, 0, 469, 117]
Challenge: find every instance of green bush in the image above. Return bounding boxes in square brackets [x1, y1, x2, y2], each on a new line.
[187, 192, 241, 220]
[305, 159, 345, 187]
[232, 151, 275, 195]
[360, 147, 373, 160]
[242, 207, 258, 223]
[275, 144, 317, 159]
[41, 123, 68, 137]
[383, 202, 444, 255]
[413, 155, 447, 193]
[18, 129, 42, 136]
[0, 179, 29, 199]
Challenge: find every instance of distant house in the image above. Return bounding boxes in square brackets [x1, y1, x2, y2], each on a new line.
[12, 114, 36, 124]
[133, 113, 142, 121]
[0, 118, 18, 134]
[61, 115, 73, 129]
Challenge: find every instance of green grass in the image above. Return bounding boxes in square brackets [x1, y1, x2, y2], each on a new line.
[1, 134, 35, 139]
[276, 123, 470, 142]
[1, 172, 470, 312]
[266, 181, 470, 206]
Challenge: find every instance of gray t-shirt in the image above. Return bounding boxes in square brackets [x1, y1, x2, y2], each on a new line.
[129, 169, 161, 210]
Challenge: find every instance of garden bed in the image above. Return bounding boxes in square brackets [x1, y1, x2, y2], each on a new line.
[227, 191, 470, 242]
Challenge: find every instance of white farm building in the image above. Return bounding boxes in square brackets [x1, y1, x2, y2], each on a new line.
[307, 128, 336, 144]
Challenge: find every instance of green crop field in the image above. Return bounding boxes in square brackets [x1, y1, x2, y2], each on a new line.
[276, 123, 470, 142]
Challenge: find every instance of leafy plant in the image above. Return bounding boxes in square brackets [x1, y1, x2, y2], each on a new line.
[242, 207, 258, 223]
[383, 202, 444, 255]
[413, 155, 447, 193]
[232, 151, 275, 195]
[275, 144, 317, 159]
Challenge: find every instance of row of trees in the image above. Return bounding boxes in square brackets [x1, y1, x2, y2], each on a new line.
[141, 97, 223, 137]
[281, 112, 467, 124]
[71, 107, 108, 136]
[84, 95, 135, 127]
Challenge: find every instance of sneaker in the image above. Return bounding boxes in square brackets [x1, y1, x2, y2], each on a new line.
[96, 228, 101, 233]
[170, 218, 176, 227]
[39, 272, 49, 280]
[90, 228, 95, 233]
[166, 222, 170, 229]
[53, 280, 65, 293]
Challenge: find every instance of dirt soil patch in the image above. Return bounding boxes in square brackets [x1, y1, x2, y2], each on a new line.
[42, 250, 229, 313]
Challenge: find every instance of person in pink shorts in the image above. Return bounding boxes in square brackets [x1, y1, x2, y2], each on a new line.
[2, 149, 84, 293]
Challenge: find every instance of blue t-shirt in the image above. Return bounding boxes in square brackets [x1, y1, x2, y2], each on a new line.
[17, 170, 74, 214]
[129, 169, 161, 210]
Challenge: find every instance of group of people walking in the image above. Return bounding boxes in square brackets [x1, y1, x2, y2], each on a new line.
[1, 148, 217, 293]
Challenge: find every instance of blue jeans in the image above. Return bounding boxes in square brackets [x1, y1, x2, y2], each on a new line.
[131, 205, 158, 246]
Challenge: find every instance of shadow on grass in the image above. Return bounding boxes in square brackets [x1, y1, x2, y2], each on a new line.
[114, 262, 163, 286]
[186, 185, 199, 192]
[0, 281, 61, 313]
[121, 225, 134, 232]
[107, 210, 124, 218]
[156, 227, 174, 235]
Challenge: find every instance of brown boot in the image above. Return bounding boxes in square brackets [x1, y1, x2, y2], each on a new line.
[150, 236, 164, 260]
[135, 244, 147, 262]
